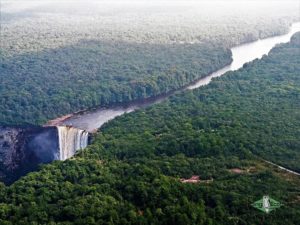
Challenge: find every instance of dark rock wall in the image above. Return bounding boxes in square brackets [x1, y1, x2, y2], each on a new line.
[0, 126, 59, 184]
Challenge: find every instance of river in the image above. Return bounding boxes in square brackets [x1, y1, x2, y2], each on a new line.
[59, 22, 300, 132]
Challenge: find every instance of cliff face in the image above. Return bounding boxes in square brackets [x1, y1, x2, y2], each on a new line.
[0, 126, 59, 184]
[0, 126, 89, 184]
[0, 127, 22, 172]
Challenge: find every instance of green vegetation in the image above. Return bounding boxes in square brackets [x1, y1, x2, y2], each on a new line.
[0, 33, 299, 224]
[1, 1, 298, 126]
[97, 33, 300, 172]
[0, 42, 231, 125]
[1, 157, 299, 225]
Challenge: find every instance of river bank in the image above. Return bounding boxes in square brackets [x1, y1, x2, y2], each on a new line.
[55, 22, 300, 132]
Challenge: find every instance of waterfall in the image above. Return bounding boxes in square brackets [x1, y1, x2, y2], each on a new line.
[57, 126, 89, 160]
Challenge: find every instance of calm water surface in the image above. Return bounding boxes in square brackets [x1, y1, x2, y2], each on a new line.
[61, 22, 300, 132]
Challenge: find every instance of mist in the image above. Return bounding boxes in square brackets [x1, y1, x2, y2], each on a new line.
[2, 0, 299, 56]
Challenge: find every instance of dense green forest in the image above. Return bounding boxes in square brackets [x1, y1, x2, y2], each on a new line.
[0, 33, 299, 224]
[96, 33, 300, 172]
[0, 42, 231, 125]
[2, 0, 298, 126]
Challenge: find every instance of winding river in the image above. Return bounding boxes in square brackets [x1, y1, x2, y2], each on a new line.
[60, 22, 300, 132]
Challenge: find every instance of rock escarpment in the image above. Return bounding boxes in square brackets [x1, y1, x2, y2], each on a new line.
[0, 126, 89, 184]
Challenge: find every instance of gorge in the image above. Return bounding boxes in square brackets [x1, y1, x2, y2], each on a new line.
[0, 125, 89, 184]
[0, 22, 299, 184]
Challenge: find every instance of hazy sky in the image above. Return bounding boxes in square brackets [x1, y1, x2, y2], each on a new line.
[1, 0, 299, 56]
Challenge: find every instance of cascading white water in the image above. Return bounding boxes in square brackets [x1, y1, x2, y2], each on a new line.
[57, 126, 89, 160]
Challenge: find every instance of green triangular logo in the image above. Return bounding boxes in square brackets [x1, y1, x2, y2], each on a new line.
[251, 195, 283, 213]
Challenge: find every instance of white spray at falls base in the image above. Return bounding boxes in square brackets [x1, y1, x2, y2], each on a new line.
[57, 126, 89, 160]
